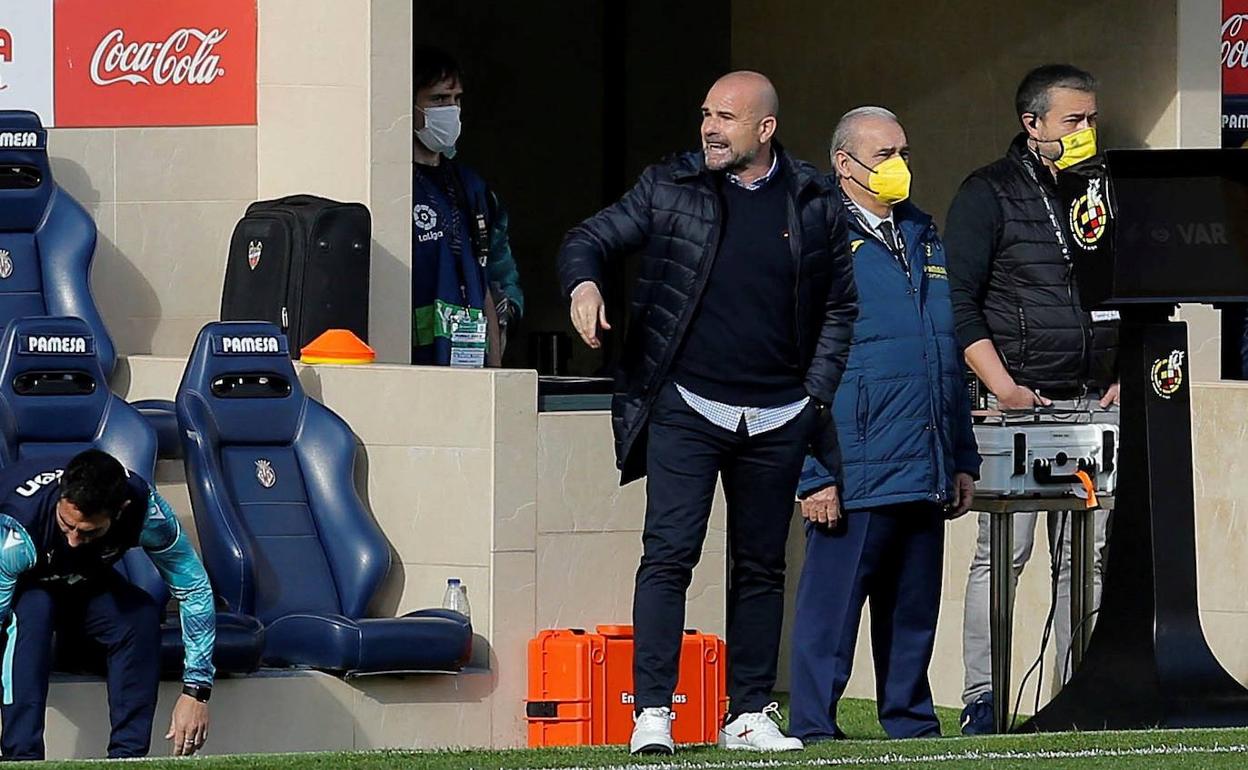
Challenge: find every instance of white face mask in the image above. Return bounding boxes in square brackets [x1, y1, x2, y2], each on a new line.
[416, 105, 461, 158]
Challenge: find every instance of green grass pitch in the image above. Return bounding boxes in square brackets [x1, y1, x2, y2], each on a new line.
[18, 699, 1248, 769]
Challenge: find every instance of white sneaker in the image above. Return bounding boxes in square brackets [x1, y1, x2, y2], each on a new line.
[629, 706, 675, 755]
[718, 702, 804, 751]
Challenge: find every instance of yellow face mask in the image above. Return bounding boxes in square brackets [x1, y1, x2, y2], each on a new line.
[850, 154, 911, 206]
[1046, 127, 1097, 170]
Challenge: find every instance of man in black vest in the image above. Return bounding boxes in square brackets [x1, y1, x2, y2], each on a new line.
[557, 71, 856, 755]
[945, 64, 1118, 734]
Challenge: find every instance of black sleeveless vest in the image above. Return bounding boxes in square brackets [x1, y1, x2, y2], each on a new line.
[971, 135, 1117, 394]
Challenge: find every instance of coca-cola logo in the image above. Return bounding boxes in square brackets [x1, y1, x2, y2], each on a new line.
[89, 27, 227, 87]
[1224, 14, 1248, 71]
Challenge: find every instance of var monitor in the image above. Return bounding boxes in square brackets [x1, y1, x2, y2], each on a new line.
[1058, 148, 1248, 308]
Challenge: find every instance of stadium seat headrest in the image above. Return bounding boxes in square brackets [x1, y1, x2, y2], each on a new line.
[182, 322, 304, 445]
[0, 110, 53, 231]
[2, 316, 98, 374]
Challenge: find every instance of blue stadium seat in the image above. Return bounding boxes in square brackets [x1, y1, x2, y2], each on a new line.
[134, 399, 182, 460]
[0, 111, 115, 376]
[0, 316, 263, 676]
[175, 321, 473, 674]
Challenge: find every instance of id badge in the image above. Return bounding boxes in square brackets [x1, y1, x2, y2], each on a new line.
[439, 303, 488, 369]
[449, 347, 486, 368]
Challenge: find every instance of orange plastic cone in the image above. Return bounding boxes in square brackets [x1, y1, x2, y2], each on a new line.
[300, 329, 375, 365]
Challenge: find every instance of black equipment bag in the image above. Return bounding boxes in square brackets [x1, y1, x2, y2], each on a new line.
[221, 194, 371, 357]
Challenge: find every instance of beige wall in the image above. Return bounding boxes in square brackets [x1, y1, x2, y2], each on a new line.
[369, 0, 413, 364]
[256, 0, 370, 202]
[42, 670, 499, 759]
[733, 0, 1179, 227]
[1176, 0, 1225, 381]
[1191, 384, 1248, 679]
[536, 412, 726, 635]
[48, 129, 254, 358]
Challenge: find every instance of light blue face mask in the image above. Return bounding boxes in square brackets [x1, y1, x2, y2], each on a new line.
[416, 105, 461, 159]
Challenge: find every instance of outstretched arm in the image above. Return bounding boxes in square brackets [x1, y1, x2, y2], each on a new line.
[140, 491, 216, 687]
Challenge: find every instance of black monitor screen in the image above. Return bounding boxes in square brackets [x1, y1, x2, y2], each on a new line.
[1106, 149, 1248, 303]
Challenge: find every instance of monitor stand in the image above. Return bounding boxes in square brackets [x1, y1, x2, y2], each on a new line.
[1022, 309, 1248, 731]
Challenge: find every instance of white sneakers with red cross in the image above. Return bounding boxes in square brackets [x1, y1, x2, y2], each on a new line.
[717, 702, 804, 751]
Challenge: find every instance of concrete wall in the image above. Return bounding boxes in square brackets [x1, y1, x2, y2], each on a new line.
[535, 412, 726, 634]
[732, 0, 1179, 226]
[369, 0, 414, 364]
[48, 128, 254, 358]
[1175, 0, 1224, 382]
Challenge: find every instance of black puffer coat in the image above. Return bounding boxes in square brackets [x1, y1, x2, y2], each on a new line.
[557, 145, 858, 483]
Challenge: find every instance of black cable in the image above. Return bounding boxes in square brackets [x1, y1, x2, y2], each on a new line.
[1008, 510, 1068, 731]
[1062, 608, 1102, 683]
[1060, 509, 1107, 683]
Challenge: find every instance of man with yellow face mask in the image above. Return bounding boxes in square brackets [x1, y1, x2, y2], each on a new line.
[945, 64, 1119, 735]
[789, 107, 981, 742]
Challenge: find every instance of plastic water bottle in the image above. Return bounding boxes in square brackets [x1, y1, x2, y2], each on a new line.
[443, 578, 471, 620]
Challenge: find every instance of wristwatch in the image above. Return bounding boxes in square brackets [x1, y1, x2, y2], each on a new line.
[182, 683, 212, 703]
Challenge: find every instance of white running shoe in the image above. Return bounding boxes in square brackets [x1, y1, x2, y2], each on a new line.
[629, 706, 675, 755]
[718, 702, 804, 751]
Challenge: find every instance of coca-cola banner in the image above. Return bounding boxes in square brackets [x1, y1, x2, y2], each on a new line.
[0, 2, 55, 122]
[1224, 1, 1248, 147]
[53, 0, 255, 127]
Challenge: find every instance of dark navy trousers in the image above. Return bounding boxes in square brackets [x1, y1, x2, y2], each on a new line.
[633, 382, 814, 714]
[790, 503, 945, 740]
[0, 574, 161, 760]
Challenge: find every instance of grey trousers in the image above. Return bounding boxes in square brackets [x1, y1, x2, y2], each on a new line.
[960, 395, 1116, 705]
[960, 509, 1109, 704]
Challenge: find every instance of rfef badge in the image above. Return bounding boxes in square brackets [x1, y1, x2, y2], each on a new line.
[1070, 177, 1108, 250]
[1150, 349, 1185, 399]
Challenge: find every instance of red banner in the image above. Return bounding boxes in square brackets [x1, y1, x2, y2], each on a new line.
[1225, 2, 1248, 95]
[1224, 1, 1248, 146]
[52, 0, 255, 128]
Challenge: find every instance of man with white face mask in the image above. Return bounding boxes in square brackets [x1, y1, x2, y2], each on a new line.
[412, 46, 524, 366]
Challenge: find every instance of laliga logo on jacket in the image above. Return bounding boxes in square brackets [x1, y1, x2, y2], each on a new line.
[413, 204, 444, 243]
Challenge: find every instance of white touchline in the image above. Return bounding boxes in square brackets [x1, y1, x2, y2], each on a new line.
[545, 742, 1248, 770]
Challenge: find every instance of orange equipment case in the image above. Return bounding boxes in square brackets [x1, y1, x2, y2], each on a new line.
[526, 625, 728, 747]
